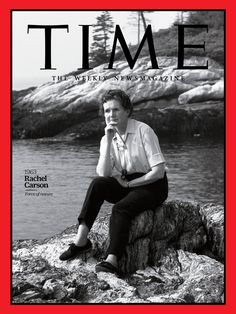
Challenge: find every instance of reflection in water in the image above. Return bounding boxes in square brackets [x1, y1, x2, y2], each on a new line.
[12, 138, 224, 240]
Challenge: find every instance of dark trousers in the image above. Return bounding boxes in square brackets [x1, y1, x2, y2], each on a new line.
[78, 173, 168, 258]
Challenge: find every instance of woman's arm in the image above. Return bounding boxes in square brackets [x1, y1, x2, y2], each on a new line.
[116, 163, 165, 188]
[129, 163, 165, 187]
[96, 124, 115, 177]
[96, 138, 112, 177]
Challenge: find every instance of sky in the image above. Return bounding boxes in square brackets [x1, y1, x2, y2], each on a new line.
[12, 11, 179, 90]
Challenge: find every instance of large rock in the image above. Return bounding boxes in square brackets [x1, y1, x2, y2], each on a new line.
[149, 201, 207, 263]
[200, 203, 224, 261]
[12, 56, 224, 139]
[92, 201, 224, 274]
[134, 249, 224, 303]
[91, 201, 208, 273]
[178, 80, 224, 104]
[12, 201, 224, 303]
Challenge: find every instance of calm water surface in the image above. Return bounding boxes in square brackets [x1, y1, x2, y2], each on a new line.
[12, 138, 224, 240]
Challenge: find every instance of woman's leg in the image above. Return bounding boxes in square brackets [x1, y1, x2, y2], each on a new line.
[107, 175, 168, 259]
[77, 176, 128, 230]
[74, 221, 89, 246]
[105, 254, 118, 268]
[60, 176, 128, 260]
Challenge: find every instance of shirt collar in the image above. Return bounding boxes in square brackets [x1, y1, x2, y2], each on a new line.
[113, 119, 135, 141]
[126, 118, 136, 134]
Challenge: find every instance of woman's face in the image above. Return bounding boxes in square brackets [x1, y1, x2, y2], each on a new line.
[103, 99, 129, 131]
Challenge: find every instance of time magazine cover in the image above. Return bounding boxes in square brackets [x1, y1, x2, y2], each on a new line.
[11, 8, 225, 303]
[2, 1, 235, 313]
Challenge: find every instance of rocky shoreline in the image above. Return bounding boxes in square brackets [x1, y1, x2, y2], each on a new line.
[12, 57, 224, 140]
[12, 201, 224, 304]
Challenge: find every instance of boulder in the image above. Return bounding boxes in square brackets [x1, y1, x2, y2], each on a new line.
[178, 80, 224, 104]
[134, 249, 224, 303]
[200, 203, 224, 261]
[91, 201, 210, 274]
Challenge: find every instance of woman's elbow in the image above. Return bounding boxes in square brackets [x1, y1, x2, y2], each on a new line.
[96, 167, 103, 177]
[96, 167, 110, 177]
[160, 163, 166, 175]
[152, 163, 165, 179]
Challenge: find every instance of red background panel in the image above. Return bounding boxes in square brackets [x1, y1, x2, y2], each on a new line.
[0, 0, 234, 313]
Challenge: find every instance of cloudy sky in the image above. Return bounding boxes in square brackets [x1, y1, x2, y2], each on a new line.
[12, 11, 179, 90]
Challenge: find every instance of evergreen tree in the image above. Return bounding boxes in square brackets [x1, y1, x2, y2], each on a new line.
[187, 11, 224, 30]
[90, 12, 114, 66]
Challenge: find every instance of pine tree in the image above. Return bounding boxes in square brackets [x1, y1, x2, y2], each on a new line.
[90, 12, 114, 66]
[187, 11, 224, 30]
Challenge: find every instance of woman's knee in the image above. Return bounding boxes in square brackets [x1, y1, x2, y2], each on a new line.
[90, 176, 112, 188]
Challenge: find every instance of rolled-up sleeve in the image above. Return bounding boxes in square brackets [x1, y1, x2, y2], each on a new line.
[142, 127, 165, 168]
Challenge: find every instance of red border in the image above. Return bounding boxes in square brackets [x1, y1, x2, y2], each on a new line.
[1, 0, 235, 313]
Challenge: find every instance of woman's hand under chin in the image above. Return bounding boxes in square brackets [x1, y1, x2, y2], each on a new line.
[104, 122, 117, 142]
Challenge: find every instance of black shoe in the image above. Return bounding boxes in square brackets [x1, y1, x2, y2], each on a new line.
[59, 240, 92, 261]
[95, 261, 117, 274]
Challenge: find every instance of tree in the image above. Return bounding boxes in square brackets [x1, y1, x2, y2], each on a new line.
[128, 11, 153, 45]
[90, 11, 114, 66]
[187, 11, 224, 30]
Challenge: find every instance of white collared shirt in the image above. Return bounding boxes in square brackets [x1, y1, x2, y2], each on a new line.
[99, 119, 166, 177]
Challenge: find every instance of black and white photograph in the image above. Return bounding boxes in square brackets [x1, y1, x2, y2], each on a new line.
[12, 10, 224, 304]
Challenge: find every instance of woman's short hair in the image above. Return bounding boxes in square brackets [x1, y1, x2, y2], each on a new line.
[101, 89, 133, 117]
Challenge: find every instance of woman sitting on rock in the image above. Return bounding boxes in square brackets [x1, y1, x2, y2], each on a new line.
[59, 89, 168, 274]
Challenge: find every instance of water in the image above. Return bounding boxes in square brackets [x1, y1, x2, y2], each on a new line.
[12, 137, 224, 240]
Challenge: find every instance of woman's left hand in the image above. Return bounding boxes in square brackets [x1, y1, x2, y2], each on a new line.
[114, 175, 129, 188]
